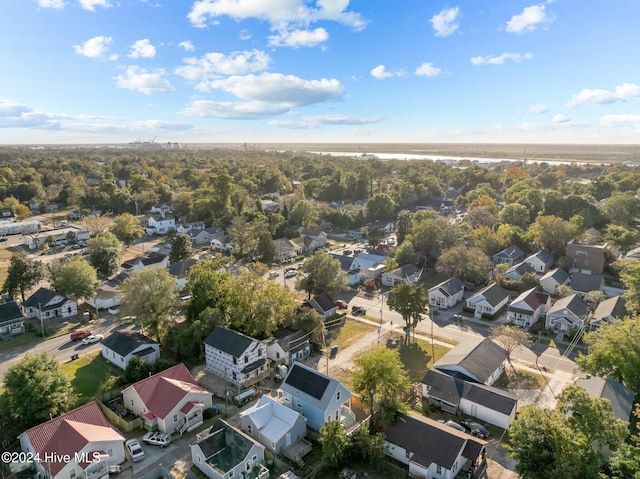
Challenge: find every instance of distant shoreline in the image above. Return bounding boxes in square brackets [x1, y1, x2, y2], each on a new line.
[2, 142, 639, 163]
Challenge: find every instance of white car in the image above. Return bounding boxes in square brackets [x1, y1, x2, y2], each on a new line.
[81, 334, 104, 345]
[143, 431, 172, 448]
[284, 270, 297, 278]
[125, 439, 145, 462]
[269, 271, 280, 277]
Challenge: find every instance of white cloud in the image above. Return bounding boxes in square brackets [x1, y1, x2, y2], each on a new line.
[527, 103, 549, 114]
[268, 27, 329, 48]
[0, 100, 60, 129]
[205, 73, 344, 106]
[430, 7, 460, 37]
[552, 113, 570, 123]
[470, 52, 533, 66]
[506, 4, 553, 35]
[128, 39, 156, 59]
[179, 41, 195, 52]
[599, 114, 640, 126]
[175, 50, 270, 85]
[370, 65, 404, 79]
[114, 66, 176, 95]
[415, 62, 442, 77]
[78, 0, 113, 12]
[180, 100, 290, 119]
[270, 113, 382, 129]
[36, 0, 66, 9]
[239, 30, 252, 40]
[73, 36, 114, 59]
[566, 83, 640, 108]
[187, 0, 367, 33]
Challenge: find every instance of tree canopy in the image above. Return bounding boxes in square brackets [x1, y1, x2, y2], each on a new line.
[1, 252, 44, 301]
[87, 231, 124, 278]
[110, 212, 145, 246]
[386, 282, 429, 344]
[47, 256, 100, 300]
[296, 250, 348, 299]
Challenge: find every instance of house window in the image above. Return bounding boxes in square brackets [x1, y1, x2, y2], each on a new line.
[247, 424, 252, 434]
[246, 461, 251, 471]
[405, 451, 411, 458]
[276, 352, 280, 359]
[232, 372, 237, 381]
[336, 391, 341, 401]
[244, 355, 249, 363]
[252, 455, 257, 463]
[70, 470, 76, 479]
[233, 357, 237, 365]
[131, 400, 134, 406]
[295, 402, 302, 409]
[174, 414, 178, 423]
[436, 465, 442, 474]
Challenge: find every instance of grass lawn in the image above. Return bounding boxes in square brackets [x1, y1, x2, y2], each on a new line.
[397, 335, 451, 382]
[326, 319, 377, 351]
[494, 366, 546, 390]
[60, 351, 122, 401]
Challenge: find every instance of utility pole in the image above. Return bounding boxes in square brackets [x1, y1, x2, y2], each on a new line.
[321, 324, 328, 375]
[38, 303, 45, 338]
[378, 293, 384, 344]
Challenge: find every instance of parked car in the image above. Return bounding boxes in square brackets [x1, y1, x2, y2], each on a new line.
[143, 431, 172, 448]
[82, 333, 104, 345]
[438, 419, 466, 433]
[285, 266, 297, 272]
[284, 270, 297, 278]
[70, 329, 92, 341]
[335, 300, 348, 310]
[461, 420, 490, 439]
[351, 305, 366, 315]
[125, 439, 145, 462]
[269, 271, 280, 277]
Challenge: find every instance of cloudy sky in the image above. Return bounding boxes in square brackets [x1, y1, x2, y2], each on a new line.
[1, 0, 639, 144]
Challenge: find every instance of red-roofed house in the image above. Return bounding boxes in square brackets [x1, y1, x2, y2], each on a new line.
[507, 287, 551, 330]
[18, 401, 125, 479]
[122, 363, 212, 435]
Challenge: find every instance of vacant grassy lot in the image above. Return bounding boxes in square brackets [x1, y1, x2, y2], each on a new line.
[494, 365, 546, 390]
[60, 351, 122, 401]
[398, 336, 451, 382]
[325, 318, 377, 351]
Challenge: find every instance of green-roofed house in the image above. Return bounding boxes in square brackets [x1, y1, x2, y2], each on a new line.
[191, 419, 269, 479]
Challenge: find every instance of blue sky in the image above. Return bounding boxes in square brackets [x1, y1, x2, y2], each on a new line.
[1, 0, 639, 145]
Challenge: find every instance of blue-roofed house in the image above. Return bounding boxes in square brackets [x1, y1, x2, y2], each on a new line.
[278, 362, 355, 432]
[204, 327, 270, 389]
[428, 277, 465, 310]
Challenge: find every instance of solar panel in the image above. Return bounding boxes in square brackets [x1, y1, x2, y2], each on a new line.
[285, 364, 330, 400]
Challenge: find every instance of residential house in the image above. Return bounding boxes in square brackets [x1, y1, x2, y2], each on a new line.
[0, 300, 25, 338]
[145, 211, 175, 235]
[191, 419, 269, 479]
[347, 253, 386, 286]
[101, 332, 160, 370]
[175, 221, 205, 234]
[150, 203, 173, 216]
[570, 272, 605, 299]
[540, 267, 570, 295]
[19, 401, 126, 479]
[239, 395, 307, 455]
[384, 412, 487, 479]
[503, 261, 535, 281]
[121, 251, 169, 273]
[278, 362, 355, 431]
[588, 296, 627, 330]
[566, 241, 608, 275]
[86, 272, 128, 311]
[123, 363, 212, 435]
[188, 227, 225, 247]
[492, 245, 525, 267]
[422, 369, 518, 429]
[266, 328, 311, 366]
[303, 293, 338, 319]
[545, 294, 590, 336]
[435, 337, 508, 386]
[524, 249, 554, 273]
[381, 265, 423, 287]
[574, 375, 635, 423]
[21, 287, 77, 321]
[428, 277, 465, 310]
[464, 283, 511, 318]
[0, 207, 15, 220]
[584, 227, 601, 239]
[299, 228, 328, 251]
[507, 287, 550, 330]
[273, 238, 300, 262]
[204, 327, 269, 389]
[169, 258, 198, 290]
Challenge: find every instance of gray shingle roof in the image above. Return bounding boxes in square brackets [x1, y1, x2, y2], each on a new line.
[548, 294, 589, 319]
[204, 327, 255, 358]
[0, 301, 23, 321]
[470, 283, 510, 307]
[574, 376, 635, 422]
[435, 337, 508, 384]
[429, 277, 464, 297]
[570, 273, 604, 293]
[101, 331, 159, 356]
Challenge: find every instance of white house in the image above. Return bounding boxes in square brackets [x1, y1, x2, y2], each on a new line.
[545, 294, 590, 336]
[422, 369, 518, 429]
[0, 300, 25, 338]
[21, 287, 77, 321]
[169, 258, 198, 290]
[121, 252, 169, 273]
[464, 283, 511, 318]
[100, 331, 160, 370]
[428, 277, 465, 310]
[19, 402, 125, 479]
[273, 238, 300, 262]
[381, 265, 423, 287]
[87, 272, 128, 311]
[434, 337, 508, 386]
[303, 293, 338, 319]
[239, 395, 307, 455]
[278, 362, 356, 432]
[122, 363, 212, 435]
[540, 267, 570, 295]
[524, 249, 554, 273]
[384, 412, 487, 479]
[298, 228, 328, 252]
[266, 327, 311, 366]
[191, 419, 269, 479]
[507, 287, 550, 330]
[145, 211, 176, 235]
[204, 327, 270, 389]
[347, 253, 386, 285]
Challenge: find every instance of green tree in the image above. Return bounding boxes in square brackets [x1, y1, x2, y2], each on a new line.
[619, 261, 640, 314]
[527, 215, 578, 257]
[87, 231, 123, 278]
[1, 252, 44, 301]
[296, 250, 349, 299]
[184, 257, 233, 323]
[0, 353, 74, 440]
[350, 346, 410, 420]
[395, 209, 412, 245]
[319, 419, 350, 469]
[110, 212, 144, 246]
[387, 282, 429, 344]
[395, 240, 416, 265]
[407, 211, 446, 261]
[47, 256, 99, 300]
[351, 424, 386, 469]
[289, 199, 316, 227]
[600, 191, 640, 227]
[607, 405, 640, 479]
[577, 317, 640, 395]
[499, 203, 530, 229]
[436, 245, 490, 283]
[119, 268, 179, 341]
[169, 233, 193, 264]
[366, 192, 396, 222]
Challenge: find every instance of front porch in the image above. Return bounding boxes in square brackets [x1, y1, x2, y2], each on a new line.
[340, 405, 359, 434]
[178, 402, 204, 435]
